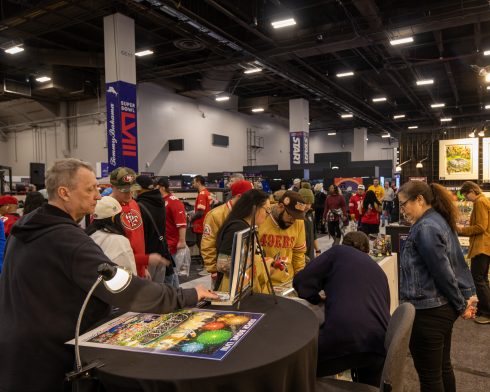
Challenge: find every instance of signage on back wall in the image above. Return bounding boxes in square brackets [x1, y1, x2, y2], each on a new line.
[289, 132, 309, 167]
[106, 80, 138, 172]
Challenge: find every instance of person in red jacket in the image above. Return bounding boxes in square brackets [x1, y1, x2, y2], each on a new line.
[323, 185, 346, 246]
[349, 185, 365, 227]
[110, 167, 169, 279]
[0, 196, 20, 237]
[360, 190, 382, 235]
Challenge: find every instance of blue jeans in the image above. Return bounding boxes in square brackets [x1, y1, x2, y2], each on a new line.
[165, 253, 180, 288]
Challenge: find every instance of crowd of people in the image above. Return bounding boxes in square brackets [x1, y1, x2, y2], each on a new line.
[0, 160, 487, 392]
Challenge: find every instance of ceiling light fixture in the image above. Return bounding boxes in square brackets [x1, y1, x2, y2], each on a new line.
[395, 159, 412, 172]
[408, 125, 418, 129]
[35, 76, 51, 83]
[393, 114, 405, 119]
[135, 49, 153, 57]
[340, 113, 353, 118]
[486, 74, 490, 83]
[469, 129, 476, 138]
[215, 96, 230, 102]
[431, 103, 445, 108]
[251, 107, 264, 113]
[440, 117, 452, 122]
[372, 97, 387, 102]
[4, 45, 24, 55]
[336, 71, 354, 78]
[381, 133, 391, 138]
[244, 68, 263, 74]
[271, 18, 296, 29]
[478, 129, 486, 137]
[484, 50, 490, 56]
[389, 36, 414, 46]
[416, 157, 428, 169]
[416, 79, 434, 86]
[487, 86, 490, 90]
[485, 104, 490, 109]
[332, 166, 339, 170]
[327, 132, 337, 136]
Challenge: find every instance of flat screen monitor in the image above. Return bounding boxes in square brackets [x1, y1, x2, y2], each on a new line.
[212, 134, 229, 147]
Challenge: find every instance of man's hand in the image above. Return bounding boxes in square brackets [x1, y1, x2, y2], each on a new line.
[461, 295, 478, 319]
[148, 253, 169, 267]
[176, 239, 187, 249]
[195, 284, 219, 301]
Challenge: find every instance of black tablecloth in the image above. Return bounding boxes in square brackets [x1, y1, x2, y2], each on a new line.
[81, 294, 318, 392]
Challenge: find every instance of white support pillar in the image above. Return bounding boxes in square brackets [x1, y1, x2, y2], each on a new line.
[353, 127, 367, 161]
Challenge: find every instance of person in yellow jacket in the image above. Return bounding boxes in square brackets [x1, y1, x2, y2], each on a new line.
[215, 189, 272, 293]
[368, 178, 385, 203]
[258, 190, 307, 286]
[201, 180, 253, 280]
[457, 181, 490, 324]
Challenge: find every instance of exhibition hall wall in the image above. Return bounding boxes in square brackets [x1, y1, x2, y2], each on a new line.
[0, 82, 396, 177]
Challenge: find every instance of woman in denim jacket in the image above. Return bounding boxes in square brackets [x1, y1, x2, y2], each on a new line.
[398, 181, 477, 392]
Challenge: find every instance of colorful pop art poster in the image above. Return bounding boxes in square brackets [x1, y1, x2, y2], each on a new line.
[483, 138, 490, 182]
[439, 138, 478, 180]
[334, 177, 363, 191]
[69, 309, 264, 360]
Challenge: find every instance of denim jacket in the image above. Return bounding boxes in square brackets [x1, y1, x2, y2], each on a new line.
[400, 208, 476, 313]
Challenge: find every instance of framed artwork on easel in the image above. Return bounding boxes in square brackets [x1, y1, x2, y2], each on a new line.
[439, 138, 479, 180]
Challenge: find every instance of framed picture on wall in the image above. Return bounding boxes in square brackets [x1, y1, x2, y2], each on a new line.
[438, 138, 479, 180]
[483, 138, 490, 183]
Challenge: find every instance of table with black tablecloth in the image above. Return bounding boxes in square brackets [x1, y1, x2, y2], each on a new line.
[81, 294, 319, 392]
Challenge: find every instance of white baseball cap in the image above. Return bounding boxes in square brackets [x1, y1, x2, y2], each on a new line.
[93, 196, 122, 220]
[358, 184, 365, 190]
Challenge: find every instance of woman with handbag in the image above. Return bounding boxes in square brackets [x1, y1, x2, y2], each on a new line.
[323, 184, 347, 246]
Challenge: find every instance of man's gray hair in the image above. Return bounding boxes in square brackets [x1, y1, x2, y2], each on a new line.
[45, 158, 93, 200]
[230, 173, 244, 181]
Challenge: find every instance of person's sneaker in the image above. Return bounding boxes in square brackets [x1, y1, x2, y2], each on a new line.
[474, 315, 490, 324]
[198, 270, 210, 276]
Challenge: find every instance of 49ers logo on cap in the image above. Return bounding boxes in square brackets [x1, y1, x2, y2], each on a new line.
[122, 174, 135, 183]
[121, 209, 142, 230]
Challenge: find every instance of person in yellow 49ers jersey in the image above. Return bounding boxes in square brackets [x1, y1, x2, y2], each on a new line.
[258, 190, 307, 286]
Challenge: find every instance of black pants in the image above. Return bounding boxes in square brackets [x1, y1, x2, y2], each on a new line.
[317, 352, 385, 387]
[327, 221, 341, 239]
[314, 208, 325, 233]
[471, 254, 490, 316]
[409, 303, 459, 392]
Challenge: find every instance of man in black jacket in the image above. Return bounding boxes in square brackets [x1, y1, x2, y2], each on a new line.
[134, 175, 179, 287]
[0, 159, 217, 392]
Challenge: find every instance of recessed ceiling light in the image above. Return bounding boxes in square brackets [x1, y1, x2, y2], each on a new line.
[408, 125, 418, 129]
[327, 132, 336, 136]
[4, 45, 24, 55]
[271, 18, 296, 29]
[372, 97, 387, 102]
[365, 137, 369, 141]
[486, 74, 490, 83]
[381, 133, 391, 138]
[393, 114, 405, 119]
[332, 166, 339, 170]
[484, 50, 490, 56]
[215, 96, 229, 102]
[440, 117, 452, 122]
[485, 104, 490, 109]
[340, 113, 353, 118]
[135, 50, 153, 57]
[389, 36, 414, 46]
[416, 79, 434, 86]
[35, 76, 51, 83]
[252, 107, 264, 112]
[431, 103, 445, 108]
[336, 71, 354, 78]
[244, 68, 263, 74]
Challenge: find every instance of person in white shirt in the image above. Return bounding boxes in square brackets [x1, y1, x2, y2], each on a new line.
[381, 181, 395, 227]
[85, 196, 137, 275]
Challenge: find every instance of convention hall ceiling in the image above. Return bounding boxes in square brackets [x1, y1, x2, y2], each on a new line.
[0, 0, 490, 138]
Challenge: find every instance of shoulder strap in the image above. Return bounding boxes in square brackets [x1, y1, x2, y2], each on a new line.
[137, 202, 163, 242]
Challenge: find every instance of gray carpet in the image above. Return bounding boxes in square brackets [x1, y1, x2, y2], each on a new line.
[403, 318, 490, 391]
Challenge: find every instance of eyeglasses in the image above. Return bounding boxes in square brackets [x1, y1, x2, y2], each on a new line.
[262, 206, 272, 215]
[399, 198, 412, 211]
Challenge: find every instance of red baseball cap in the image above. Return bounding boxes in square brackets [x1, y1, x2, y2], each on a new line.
[230, 180, 253, 196]
[0, 195, 18, 206]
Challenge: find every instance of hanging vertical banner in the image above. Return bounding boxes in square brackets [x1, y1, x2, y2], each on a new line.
[106, 81, 138, 171]
[290, 132, 309, 167]
[104, 13, 138, 173]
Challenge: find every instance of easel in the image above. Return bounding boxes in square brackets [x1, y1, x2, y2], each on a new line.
[236, 205, 277, 310]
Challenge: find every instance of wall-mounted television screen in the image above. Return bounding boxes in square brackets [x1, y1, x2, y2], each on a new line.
[169, 139, 184, 151]
[212, 134, 229, 147]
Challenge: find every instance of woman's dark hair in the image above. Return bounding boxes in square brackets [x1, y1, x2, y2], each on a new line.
[23, 191, 46, 214]
[460, 181, 481, 196]
[85, 214, 125, 236]
[363, 190, 381, 211]
[329, 184, 339, 195]
[398, 181, 458, 231]
[342, 231, 370, 253]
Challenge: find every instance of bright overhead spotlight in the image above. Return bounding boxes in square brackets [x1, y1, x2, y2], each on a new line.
[332, 166, 339, 170]
[251, 107, 264, 113]
[35, 76, 51, 83]
[486, 74, 490, 83]
[484, 50, 490, 56]
[431, 103, 445, 108]
[408, 125, 418, 129]
[372, 97, 387, 102]
[336, 71, 354, 78]
[486, 86, 490, 90]
[478, 129, 486, 137]
[485, 104, 490, 109]
[416, 162, 423, 169]
[440, 117, 452, 122]
[395, 165, 402, 172]
[135, 49, 153, 57]
[416, 79, 434, 86]
[215, 96, 230, 102]
[393, 114, 405, 119]
[469, 130, 476, 138]
[327, 132, 337, 136]
[244, 68, 263, 74]
[340, 113, 353, 118]
[271, 18, 296, 29]
[381, 133, 391, 138]
[389, 36, 414, 46]
[4, 45, 24, 55]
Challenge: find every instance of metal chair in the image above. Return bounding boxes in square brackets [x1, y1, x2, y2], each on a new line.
[316, 302, 416, 392]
